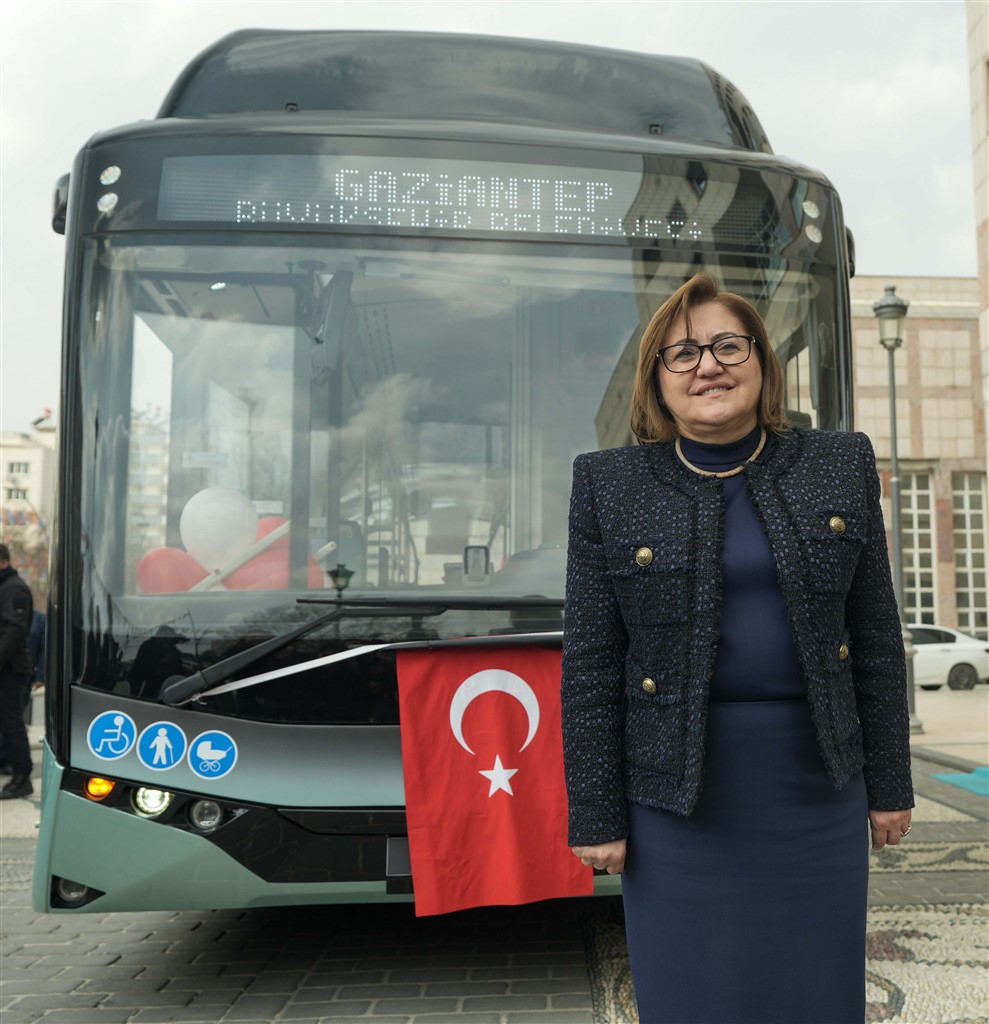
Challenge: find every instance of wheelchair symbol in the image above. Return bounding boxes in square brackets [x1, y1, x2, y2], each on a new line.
[88, 711, 136, 761]
[188, 732, 237, 779]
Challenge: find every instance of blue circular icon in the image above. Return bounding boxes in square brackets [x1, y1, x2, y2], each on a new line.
[188, 730, 238, 780]
[87, 711, 137, 761]
[136, 721, 187, 772]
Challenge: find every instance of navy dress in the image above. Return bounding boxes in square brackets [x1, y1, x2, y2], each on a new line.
[620, 428, 869, 1024]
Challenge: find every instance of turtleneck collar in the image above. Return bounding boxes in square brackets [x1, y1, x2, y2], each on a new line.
[678, 424, 764, 473]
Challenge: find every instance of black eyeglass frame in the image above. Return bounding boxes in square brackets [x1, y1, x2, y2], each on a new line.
[656, 334, 757, 373]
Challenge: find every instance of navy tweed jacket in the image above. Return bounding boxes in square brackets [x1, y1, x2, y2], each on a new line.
[561, 428, 914, 847]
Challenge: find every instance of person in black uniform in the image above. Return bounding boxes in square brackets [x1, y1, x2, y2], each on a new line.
[0, 542, 35, 800]
[561, 273, 913, 1024]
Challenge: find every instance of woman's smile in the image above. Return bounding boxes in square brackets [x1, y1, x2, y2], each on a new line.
[658, 301, 763, 442]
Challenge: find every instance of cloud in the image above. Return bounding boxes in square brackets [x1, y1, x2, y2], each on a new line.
[0, 0, 976, 432]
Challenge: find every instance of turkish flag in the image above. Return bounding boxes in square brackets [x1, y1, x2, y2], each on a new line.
[396, 646, 593, 916]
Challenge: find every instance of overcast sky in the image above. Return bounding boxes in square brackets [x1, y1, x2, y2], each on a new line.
[0, 0, 976, 432]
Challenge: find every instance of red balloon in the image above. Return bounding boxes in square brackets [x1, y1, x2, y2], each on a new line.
[137, 548, 208, 593]
[226, 548, 324, 590]
[226, 549, 287, 590]
[257, 516, 290, 550]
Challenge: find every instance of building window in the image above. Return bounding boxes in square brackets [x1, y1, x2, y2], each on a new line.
[952, 472, 988, 638]
[7, 461, 29, 474]
[900, 472, 935, 625]
[5, 487, 27, 500]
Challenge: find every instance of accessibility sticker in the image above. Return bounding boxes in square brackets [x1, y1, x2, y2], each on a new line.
[188, 730, 238, 780]
[87, 711, 137, 761]
[136, 721, 187, 771]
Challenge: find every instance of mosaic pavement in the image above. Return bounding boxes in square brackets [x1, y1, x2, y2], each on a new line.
[583, 902, 989, 1024]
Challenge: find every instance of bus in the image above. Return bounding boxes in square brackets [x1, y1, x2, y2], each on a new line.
[34, 30, 854, 912]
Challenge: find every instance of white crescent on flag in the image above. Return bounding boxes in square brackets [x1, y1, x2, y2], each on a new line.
[448, 669, 540, 755]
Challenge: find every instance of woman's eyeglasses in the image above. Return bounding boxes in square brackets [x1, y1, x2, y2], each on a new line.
[657, 335, 756, 373]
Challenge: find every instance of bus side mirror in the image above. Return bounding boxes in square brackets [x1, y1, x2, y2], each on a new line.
[845, 227, 855, 279]
[464, 545, 490, 586]
[52, 173, 69, 235]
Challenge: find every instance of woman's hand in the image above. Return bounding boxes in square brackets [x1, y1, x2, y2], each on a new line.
[869, 808, 912, 850]
[571, 838, 627, 874]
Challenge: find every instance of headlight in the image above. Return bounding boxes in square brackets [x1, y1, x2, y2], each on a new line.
[188, 799, 223, 832]
[55, 877, 90, 904]
[132, 787, 173, 817]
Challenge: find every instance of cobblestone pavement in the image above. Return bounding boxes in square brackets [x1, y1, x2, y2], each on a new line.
[1, 750, 986, 1024]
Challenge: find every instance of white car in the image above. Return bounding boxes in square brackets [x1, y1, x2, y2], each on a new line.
[908, 624, 989, 691]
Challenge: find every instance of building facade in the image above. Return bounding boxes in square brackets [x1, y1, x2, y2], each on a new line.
[0, 422, 57, 601]
[967, 0, 987, 461]
[852, 274, 986, 638]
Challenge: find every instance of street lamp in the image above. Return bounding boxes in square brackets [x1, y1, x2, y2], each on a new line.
[328, 564, 354, 601]
[872, 286, 922, 733]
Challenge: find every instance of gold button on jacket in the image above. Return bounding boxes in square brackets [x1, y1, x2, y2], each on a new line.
[838, 642, 850, 661]
[641, 677, 657, 695]
[829, 515, 846, 535]
[635, 546, 653, 567]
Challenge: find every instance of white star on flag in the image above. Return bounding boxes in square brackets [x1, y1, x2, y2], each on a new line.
[478, 754, 518, 797]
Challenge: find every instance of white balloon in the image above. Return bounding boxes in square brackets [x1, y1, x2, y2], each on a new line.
[180, 488, 258, 572]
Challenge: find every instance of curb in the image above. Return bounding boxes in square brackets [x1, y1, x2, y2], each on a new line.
[911, 746, 989, 774]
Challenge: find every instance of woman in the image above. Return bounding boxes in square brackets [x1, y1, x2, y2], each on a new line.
[561, 273, 913, 1024]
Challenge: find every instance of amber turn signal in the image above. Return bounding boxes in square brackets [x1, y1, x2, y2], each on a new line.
[84, 777, 115, 801]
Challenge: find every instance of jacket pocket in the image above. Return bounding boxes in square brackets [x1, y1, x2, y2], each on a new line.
[793, 510, 868, 594]
[820, 635, 863, 743]
[623, 666, 682, 773]
[605, 540, 689, 625]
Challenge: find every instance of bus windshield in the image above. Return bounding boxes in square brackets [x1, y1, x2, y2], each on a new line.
[77, 237, 840, 654]
[66, 135, 849, 718]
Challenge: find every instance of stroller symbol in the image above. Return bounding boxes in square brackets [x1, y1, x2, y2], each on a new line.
[196, 740, 229, 773]
[188, 731, 238, 779]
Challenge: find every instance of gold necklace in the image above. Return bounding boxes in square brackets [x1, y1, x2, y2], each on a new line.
[674, 427, 767, 479]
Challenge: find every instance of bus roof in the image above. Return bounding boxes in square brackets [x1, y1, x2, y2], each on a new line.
[157, 30, 773, 154]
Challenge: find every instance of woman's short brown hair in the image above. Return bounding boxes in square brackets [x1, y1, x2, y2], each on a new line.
[629, 272, 789, 444]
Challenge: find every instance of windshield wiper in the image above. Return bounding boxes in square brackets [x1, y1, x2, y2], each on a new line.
[161, 595, 562, 706]
[296, 594, 562, 609]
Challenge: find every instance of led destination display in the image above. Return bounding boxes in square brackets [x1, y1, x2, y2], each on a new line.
[157, 154, 705, 240]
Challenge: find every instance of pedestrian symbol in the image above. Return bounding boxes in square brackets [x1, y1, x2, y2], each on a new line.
[187, 730, 238, 780]
[136, 721, 187, 771]
[87, 711, 137, 761]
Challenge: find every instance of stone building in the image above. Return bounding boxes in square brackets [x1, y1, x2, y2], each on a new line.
[967, 0, 987, 455]
[851, 275, 986, 638]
